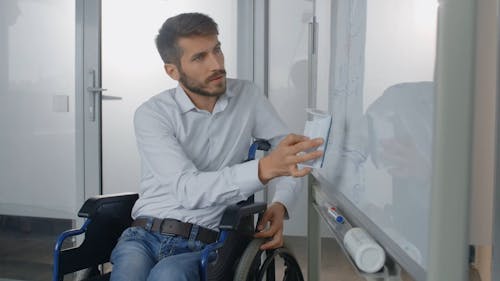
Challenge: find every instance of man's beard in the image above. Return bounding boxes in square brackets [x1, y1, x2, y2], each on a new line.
[179, 69, 227, 97]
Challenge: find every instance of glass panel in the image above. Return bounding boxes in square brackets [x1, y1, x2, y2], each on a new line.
[268, 0, 313, 236]
[315, 0, 332, 112]
[357, 0, 437, 269]
[269, 0, 312, 134]
[101, 0, 238, 195]
[317, 0, 438, 274]
[0, 0, 77, 280]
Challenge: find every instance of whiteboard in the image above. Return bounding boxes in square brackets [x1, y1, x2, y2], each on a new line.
[312, 0, 438, 280]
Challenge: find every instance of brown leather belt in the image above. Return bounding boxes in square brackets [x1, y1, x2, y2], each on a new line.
[132, 217, 218, 244]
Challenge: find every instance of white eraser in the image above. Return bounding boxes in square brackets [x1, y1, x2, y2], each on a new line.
[298, 109, 332, 169]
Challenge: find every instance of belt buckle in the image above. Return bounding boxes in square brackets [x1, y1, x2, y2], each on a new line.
[158, 219, 169, 236]
[160, 219, 178, 237]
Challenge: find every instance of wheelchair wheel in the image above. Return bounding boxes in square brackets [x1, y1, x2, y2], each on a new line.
[234, 238, 304, 281]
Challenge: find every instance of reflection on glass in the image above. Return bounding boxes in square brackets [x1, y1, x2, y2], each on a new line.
[365, 82, 433, 265]
[0, 1, 76, 279]
[269, 0, 312, 134]
[326, 82, 434, 269]
[318, 0, 437, 270]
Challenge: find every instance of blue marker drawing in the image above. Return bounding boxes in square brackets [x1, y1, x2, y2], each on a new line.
[328, 207, 345, 224]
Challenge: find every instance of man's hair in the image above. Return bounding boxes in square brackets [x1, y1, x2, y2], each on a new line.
[155, 13, 219, 66]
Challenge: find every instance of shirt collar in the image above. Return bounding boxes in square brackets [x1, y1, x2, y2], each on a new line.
[174, 85, 196, 114]
[174, 83, 234, 114]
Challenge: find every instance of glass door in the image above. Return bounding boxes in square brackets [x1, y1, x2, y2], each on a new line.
[0, 1, 103, 279]
[267, 0, 314, 237]
[0, 1, 244, 279]
[0, 1, 77, 280]
[100, 0, 240, 195]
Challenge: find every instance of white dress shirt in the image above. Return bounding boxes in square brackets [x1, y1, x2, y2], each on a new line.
[131, 78, 300, 230]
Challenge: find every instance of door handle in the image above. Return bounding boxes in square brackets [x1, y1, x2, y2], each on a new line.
[87, 87, 107, 92]
[87, 69, 106, 121]
[307, 17, 318, 109]
[87, 69, 122, 121]
[101, 94, 122, 100]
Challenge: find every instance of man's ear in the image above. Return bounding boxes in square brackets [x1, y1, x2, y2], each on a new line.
[164, 63, 180, 81]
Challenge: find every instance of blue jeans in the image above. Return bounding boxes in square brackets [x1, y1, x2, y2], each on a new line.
[110, 218, 207, 281]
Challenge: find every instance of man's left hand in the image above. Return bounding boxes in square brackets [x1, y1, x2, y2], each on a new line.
[254, 202, 287, 250]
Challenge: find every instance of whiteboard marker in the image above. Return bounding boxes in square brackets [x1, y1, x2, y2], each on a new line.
[327, 207, 345, 224]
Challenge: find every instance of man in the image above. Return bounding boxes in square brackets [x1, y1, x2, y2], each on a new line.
[110, 13, 323, 281]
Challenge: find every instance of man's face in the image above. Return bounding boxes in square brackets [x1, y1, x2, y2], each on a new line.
[176, 34, 226, 97]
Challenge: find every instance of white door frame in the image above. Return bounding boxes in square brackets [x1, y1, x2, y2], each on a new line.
[494, 111, 500, 281]
[428, 1, 476, 280]
[76, 0, 102, 208]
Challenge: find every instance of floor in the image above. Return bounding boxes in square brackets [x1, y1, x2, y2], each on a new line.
[0, 215, 411, 281]
[0, 216, 74, 281]
[285, 236, 366, 281]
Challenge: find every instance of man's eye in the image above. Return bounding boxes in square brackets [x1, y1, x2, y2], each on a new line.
[192, 54, 205, 61]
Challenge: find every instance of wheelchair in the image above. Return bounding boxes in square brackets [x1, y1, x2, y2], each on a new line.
[53, 140, 304, 281]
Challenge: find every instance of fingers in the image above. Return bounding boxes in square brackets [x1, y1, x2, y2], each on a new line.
[255, 221, 278, 239]
[289, 137, 324, 155]
[280, 134, 310, 146]
[259, 229, 284, 250]
[293, 149, 323, 163]
[265, 134, 326, 180]
[254, 227, 273, 238]
[254, 205, 286, 250]
[256, 211, 272, 232]
[286, 148, 323, 177]
[254, 209, 282, 239]
[289, 166, 312, 177]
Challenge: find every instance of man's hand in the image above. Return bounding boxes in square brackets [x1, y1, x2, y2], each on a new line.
[258, 134, 324, 184]
[254, 202, 287, 250]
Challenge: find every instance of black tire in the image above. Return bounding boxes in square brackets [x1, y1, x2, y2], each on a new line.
[233, 239, 304, 281]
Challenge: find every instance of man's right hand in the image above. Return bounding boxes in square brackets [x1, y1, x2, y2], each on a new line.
[258, 134, 324, 184]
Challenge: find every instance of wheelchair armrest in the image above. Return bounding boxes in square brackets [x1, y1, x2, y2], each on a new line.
[55, 193, 139, 278]
[218, 201, 267, 231]
[78, 192, 139, 218]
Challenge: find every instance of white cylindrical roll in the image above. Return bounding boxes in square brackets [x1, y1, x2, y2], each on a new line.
[343, 227, 386, 273]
